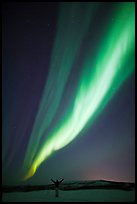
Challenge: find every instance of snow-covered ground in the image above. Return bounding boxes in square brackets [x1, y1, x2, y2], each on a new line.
[2, 189, 135, 202]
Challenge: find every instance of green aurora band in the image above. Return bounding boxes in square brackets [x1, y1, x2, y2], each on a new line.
[23, 2, 135, 180]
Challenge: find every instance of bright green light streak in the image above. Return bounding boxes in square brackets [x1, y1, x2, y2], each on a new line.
[23, 3, 97, 169]
[23, 3, 135, 180]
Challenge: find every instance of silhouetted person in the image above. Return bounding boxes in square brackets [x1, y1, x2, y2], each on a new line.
[51, 179, 64, 197]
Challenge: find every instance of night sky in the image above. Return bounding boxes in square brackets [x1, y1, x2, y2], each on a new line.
[2, 2, 135, 185]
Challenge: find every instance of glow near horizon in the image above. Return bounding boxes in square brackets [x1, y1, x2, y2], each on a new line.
[23, 3, 135, 180]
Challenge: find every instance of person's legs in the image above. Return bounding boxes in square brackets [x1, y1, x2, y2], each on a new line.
[55, 187, 59, 197]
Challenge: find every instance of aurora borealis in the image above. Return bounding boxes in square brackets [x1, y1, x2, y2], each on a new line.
[2, 2, 135, 185]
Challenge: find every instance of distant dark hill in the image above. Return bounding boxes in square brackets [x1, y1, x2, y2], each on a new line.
[3, 180, 135, 193]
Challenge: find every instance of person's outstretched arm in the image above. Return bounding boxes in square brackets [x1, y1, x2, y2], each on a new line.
[59, 179, 64, 184]
[51, 179, 55, 184]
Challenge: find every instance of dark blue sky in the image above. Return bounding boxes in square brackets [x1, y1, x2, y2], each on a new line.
[2, 2, 135, 185]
